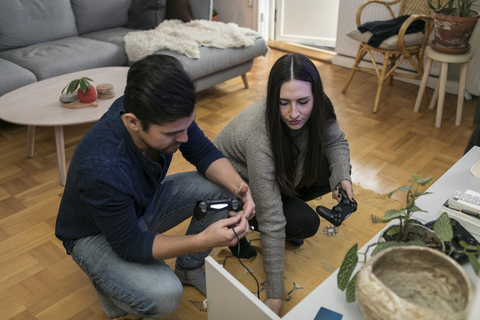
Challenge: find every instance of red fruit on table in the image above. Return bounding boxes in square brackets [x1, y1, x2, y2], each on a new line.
[77, 85, 97, 103]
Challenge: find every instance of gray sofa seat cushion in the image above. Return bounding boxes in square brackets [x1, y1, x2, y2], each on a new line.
[71, 0, 132, 35]
[0, 37, 127, 81]
[0, 0, 78, 51]
[0, 59, 37, 96]
[156, 37, 268, 80]
[81, 28, 134, 49]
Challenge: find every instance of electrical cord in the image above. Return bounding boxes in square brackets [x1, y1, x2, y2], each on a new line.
[231, 226, 260, 299]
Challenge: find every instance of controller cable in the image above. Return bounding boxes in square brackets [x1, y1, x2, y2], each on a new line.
[231, 226, 260, 299]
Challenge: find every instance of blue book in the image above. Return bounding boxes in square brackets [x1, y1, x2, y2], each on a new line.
[314, 307, 343, 320]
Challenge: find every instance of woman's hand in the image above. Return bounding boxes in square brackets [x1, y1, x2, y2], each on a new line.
[332, 179, 354, 202]
[234, 184, 256, 220]
[263, 298, 282, 315]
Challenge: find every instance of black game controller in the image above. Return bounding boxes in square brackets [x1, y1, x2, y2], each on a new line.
[193, 197, 243, 221]
[316, 188, 357, 226]
[448, 218, 480, 264]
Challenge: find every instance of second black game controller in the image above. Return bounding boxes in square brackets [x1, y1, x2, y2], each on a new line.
[316, 188, 357, 226]
[193, 197, 242, 221]
[448, 218, 480, 264]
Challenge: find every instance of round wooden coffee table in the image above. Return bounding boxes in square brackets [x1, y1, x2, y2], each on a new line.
[0, 67, 129, 185]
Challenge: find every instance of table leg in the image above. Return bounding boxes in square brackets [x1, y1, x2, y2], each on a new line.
[456, 62, 468, 126]
[414, 58, 433, 112]
[54, 126, 66, 185]
[429, 81, 439, 110]
[27, 125, 35, 157]
[435, 62, 449, 129]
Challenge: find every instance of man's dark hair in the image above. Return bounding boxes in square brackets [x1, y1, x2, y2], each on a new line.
[124, 54, 196, 131]
[265, 53, 337, 197]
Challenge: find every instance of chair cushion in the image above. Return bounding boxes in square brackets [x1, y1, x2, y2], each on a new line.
[0, 37, 127, 81]
[0, 59, 38, 97]
[125, 0, 167, 30]
[71, 0, 132, 35]
[166, 0, 194, 22]
[346, 29, 425, 50]
[0, 0, 78, 51]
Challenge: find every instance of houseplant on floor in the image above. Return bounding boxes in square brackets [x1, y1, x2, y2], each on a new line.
[429, 0, 480, 53]
[337, 174, 479, 319]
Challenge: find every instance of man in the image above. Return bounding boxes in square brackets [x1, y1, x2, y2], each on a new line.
[55, 55, 255, 319]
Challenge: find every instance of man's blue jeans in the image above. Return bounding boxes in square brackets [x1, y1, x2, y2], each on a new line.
[70, 171, 231, 318]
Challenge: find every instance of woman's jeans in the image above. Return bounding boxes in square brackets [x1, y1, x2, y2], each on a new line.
[70, 171, 231, 318]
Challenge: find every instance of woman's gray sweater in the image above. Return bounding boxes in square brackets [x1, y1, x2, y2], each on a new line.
[213, 99, 351, 299]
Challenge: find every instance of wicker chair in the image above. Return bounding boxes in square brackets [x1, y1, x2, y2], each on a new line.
[342, 0, 438, 113]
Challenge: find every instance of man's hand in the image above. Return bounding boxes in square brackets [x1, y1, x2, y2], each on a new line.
[332, 179, 354, 202]
[234, 184, 255, 220]
[263, 298, 282, 315]
[202, 215, 250, 248]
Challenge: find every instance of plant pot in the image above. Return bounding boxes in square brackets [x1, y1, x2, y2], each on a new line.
[432, 9, 480, 54]
[212, 13, 219, 21]
[379, 223, 446, 251]
[356, 246, 473, 320]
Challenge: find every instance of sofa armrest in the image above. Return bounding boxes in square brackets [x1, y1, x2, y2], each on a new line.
[190, 0, 212, 20]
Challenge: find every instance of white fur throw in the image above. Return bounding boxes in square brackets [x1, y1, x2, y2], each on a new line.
[124, 20, 261, 62]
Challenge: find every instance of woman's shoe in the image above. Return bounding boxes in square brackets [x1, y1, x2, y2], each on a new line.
[287, 239, 304, 246]
[229, 237, 257, 258]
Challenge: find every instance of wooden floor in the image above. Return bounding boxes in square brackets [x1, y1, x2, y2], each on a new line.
[0, 47, 478, 319]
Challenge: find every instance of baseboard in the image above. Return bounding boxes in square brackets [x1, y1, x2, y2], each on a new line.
[331, 54, 469, 98]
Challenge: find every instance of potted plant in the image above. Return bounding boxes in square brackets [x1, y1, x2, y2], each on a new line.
[429, 0, 480, 53]
[337, 174, 480, 304]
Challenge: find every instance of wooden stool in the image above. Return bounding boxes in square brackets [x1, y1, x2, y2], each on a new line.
[414, 46, 473, 128]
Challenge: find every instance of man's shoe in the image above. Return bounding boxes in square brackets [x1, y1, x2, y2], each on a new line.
[174, 266, 207, 296]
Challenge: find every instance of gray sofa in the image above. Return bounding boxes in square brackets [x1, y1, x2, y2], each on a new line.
[0, 0, 268, 97]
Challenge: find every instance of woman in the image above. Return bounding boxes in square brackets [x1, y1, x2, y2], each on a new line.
[213, 53, 353, 314]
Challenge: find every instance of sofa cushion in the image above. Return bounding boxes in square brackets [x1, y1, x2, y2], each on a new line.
[0, 0, 78, 51]
[0, 37, 127, 81]
[71, 0, 132, 35]
[125, 0, 167, 30]
[0, 59, 38, 97]
[166, 0, 194, 22]
[155, 37, 268, 79]
[81, 28, 133, 49]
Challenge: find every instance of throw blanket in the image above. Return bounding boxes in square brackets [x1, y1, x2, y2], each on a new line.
[358, 15, 425, 48]
[124, 19, 260, 61]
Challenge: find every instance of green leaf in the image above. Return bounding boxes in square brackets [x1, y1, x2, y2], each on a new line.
[417, 177, 433, 186]
[433, 212, 454, 242]
[66, 79, 79, 94]
[338, 244, 358, 291]
[383, 209, 405, 221]
[409, 205, 427, 213]
[79, 79, 89, 93]
[372, 241, 402, 256]
[412, 174, 419, 184]
[386, 225, 399, 236]
[388, 186, 411, 198]
[346, 271, 359, 303]
[466, 253, 480, 276]
[459, 240, 478, 250]
[413, 192, 432, 197]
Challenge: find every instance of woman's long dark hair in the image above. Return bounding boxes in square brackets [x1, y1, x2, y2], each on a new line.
[265, 53, 337, 197]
